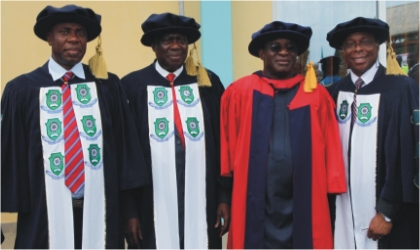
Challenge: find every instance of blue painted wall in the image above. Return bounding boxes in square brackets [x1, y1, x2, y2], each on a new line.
[200, 1, 233, 87]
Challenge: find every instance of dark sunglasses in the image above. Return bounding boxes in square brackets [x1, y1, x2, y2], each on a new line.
[267, 43, 298, 53]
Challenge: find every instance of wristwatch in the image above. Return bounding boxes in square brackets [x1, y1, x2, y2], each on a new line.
[380, 212, 392, 222]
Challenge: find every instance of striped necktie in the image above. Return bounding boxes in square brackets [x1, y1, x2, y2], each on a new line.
[351, 78, 364, 128]
[62, 72, 85, 194]
[167, 73, 185, 148]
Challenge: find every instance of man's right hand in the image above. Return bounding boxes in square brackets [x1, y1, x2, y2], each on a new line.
[125, 217, 142, 248]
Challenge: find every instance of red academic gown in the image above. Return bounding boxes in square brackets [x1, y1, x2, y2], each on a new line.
[220, 73, 346, 249]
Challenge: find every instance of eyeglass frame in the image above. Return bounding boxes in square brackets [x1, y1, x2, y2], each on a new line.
[341, 39, 379, 51]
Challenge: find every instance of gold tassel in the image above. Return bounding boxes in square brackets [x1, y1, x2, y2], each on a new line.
[197, 62, 211, 87]
[304, 61, 317, 93]
[185, 44, 198, 76]
[386, 40, 406, 76]
[185, 43, 211, 87]
[88, 36, 108, 79]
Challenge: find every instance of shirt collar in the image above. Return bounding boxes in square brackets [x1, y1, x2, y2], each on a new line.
[350, 60, 379, 86]
[48, 57, 85, 81]
[155, 60, 183, 80]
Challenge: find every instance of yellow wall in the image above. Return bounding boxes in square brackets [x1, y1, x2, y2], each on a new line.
[232, 1, 272, 80]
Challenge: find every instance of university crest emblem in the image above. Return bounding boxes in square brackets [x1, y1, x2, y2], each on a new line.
[46, 118, 62, 141]
[154, 118, 169, 139]
[49, 152, 64, 176]
[46, 90, 62, 110]
[357, 103, 372, 123]
[179, 86, 194, 104]
[186, 117, 200, 138]
[81, 115, 97, 137]
[153, 88, 168, 106]
[88, 144, 101, 166]
[75, 84, 92, 104]
[339, 100, 349, 120]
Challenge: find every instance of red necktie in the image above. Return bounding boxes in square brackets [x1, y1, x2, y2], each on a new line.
[62, 72, 85, 194]
[167, 73, 185, 148]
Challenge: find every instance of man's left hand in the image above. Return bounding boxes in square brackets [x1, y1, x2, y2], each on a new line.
[214, 202, 231, 237]
[125, 217, 142, 248]
[367, 212, 392, 241]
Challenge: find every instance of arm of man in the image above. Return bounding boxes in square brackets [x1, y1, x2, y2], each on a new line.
[1, 79, 30, 213]
[108, 74, 149, 248]
[215, 182, 232, 236]
[206, 71, 233, 237]
[369, 78, 419, 241]
[215, 202, 231, 237]
[122, 188, 142, 248]
[369, 198, 398, 240]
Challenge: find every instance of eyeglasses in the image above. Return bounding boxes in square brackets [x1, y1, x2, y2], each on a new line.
[159, 35, 188, 46]
[267, 43, 298, 53]
[342, 40, 377, 51]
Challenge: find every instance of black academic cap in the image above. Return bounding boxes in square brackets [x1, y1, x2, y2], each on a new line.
[319, 56, 341, 66]
[34, 4, 102, 42]
[141, 12, 201, 46]
[326, 17, 389, 49]
[248, 21, 312, 57]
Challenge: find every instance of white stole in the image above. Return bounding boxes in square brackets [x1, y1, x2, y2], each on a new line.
[147, 83, 207, 249]
[40, 82, 106, 248]
[334, 91, 380, 249]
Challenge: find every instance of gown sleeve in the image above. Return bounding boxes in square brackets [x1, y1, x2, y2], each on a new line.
[1, 79, 30, 212]
[107, 74, 149, 191]
[220, 84, 238, 177]
[381, 78, 419, 204]
[319, 88, 347, 194]
[207, 72, 233, 202]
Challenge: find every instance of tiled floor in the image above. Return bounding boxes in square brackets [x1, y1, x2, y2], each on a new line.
[1, 223, 16, 249]
[1, 213, 17, 248]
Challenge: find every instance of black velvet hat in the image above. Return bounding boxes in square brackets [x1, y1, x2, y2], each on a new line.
[319, 56, 341, 66]
[141, 13, 201, 46]
[248, 21, 312, 57]
[34, 5, 101, 42]
[327, 17, 389, 49]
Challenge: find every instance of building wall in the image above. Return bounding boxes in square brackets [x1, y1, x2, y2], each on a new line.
[232, 1, 272, 80]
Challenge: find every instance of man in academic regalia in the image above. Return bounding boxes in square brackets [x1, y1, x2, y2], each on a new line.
[1, 5, 148, 249]
[220, 21, 347, 249]
[326, 17, 419, 249]
[121, 13, 232, 249]
[407, 49, 419, 83]
[319, 56, 342, 89]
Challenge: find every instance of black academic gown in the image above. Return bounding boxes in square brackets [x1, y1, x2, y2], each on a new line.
[1, 62, 149, 249]
[329, 65, 419, 249]
[121, 62, 232, 249]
